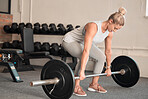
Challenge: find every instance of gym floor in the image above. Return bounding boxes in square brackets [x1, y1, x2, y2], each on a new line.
[0, 66, 148, 99]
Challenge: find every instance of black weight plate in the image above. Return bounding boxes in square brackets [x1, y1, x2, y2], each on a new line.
[111, 56, 140, 87]
[41, 59, 75, 99]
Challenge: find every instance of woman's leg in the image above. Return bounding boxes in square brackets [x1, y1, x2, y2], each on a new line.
[62, 41, 87, 96]
[88, 44, 107, 93]
[92, 76, 100, 84]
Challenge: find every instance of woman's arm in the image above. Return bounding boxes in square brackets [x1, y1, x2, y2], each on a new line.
[105, 32, 113, 76]
[79, 22, 97, 80]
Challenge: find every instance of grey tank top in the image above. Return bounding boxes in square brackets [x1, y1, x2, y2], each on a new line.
[63, 21, 109, 44]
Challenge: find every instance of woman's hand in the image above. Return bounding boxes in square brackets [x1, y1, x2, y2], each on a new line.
[105, 68, 112, 76]
[79, 70, 86, 80]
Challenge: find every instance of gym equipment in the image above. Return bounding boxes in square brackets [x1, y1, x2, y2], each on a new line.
[22, 28, 52, 65]
[34, 42, 42, 52]
[18, 41, 23, 50]
[3, 25, 10, 33]
[111, 56, 140, 87]
[18, 23, 25, 33]
[2, 42, 13, 49]
[41, 23, 49, 34]
[57, 24, 67, 35]
[67, 24, 74, 32]
[30, 55, 140, 99]
[50, 43, 59, 56]
[33, 22, 40, 34]
[10, 23, 18, 33]
[2, 40, 22, 49]
[31, 59, 74, 99]
[49, 23, 58, 34]
[0, 49, 23, 82]
[41, 42, 50, 51]
[12, 40, 20, 49]
[26, 23, 32, 28]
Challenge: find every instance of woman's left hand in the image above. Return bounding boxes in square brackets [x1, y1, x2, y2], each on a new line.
[105, 68, 112, 76]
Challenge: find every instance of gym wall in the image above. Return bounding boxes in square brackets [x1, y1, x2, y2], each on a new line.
[10, 0, 148, 77]
[0, 14, 12, 43]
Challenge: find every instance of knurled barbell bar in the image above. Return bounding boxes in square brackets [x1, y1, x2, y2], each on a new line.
[30, 55, 140, 99]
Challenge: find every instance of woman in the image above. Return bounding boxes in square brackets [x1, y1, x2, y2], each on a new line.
[62, 7, 126, 96]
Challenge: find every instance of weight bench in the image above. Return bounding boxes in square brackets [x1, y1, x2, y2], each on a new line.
[0, 49, 23, 82]
[21, 28, 52, 65]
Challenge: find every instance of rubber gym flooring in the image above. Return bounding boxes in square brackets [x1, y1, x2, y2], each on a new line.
[0, 66, 148, 99]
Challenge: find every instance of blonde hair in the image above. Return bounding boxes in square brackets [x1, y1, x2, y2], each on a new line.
[108, 7, 127, 26]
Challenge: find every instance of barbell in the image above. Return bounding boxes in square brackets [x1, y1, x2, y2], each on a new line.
[30, 55, 140, 99]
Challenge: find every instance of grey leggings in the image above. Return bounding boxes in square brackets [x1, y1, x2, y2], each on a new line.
[62, 41, 106, 76]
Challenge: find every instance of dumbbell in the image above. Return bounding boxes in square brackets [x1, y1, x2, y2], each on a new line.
[34, 42, 42, 52]
[26, 23, 32, 28]
[18, 41, 23, 50]
[50, 43, 60, 56]
[3, 25, 11, 33]
[18, 23, 25, 33]
[10, 23, 18, 33]
[33, 22, 40, 34]
[41, 23, 49, 34]
[41, 42, 50, 51]
[57, 24, 67, 35]
[49, 23, 58, 34]
[67, 24, 74, 32]
[12, 40, 20, 49]
[2, 42, 13, 49]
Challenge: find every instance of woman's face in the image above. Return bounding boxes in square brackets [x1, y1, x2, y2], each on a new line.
[107, 20, 123, 32]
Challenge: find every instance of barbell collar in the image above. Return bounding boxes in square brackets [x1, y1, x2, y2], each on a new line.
[30, 78, 59, 87]
[120, 69, 126, 75]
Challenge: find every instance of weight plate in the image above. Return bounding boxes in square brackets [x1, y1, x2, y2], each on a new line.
[41, 59, 75, 99]
[111, 56, 140, 87]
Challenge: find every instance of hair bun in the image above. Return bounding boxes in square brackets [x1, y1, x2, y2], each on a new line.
[118, 7, 127, 15]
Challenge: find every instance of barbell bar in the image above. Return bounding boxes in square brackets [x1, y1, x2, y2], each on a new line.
[30, 55, 140, 99]
[30, 69, 125, 86]
[75, 69, 126, 79]
[30, 78, 59, 86]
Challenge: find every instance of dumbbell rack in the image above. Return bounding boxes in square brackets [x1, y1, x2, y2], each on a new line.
[10, 32, 77, 70]
[33, 34, 77, 70]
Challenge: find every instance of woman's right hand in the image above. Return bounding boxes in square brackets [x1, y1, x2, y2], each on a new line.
[79, 70, 85, 80]
[105, 68, 112, 76]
